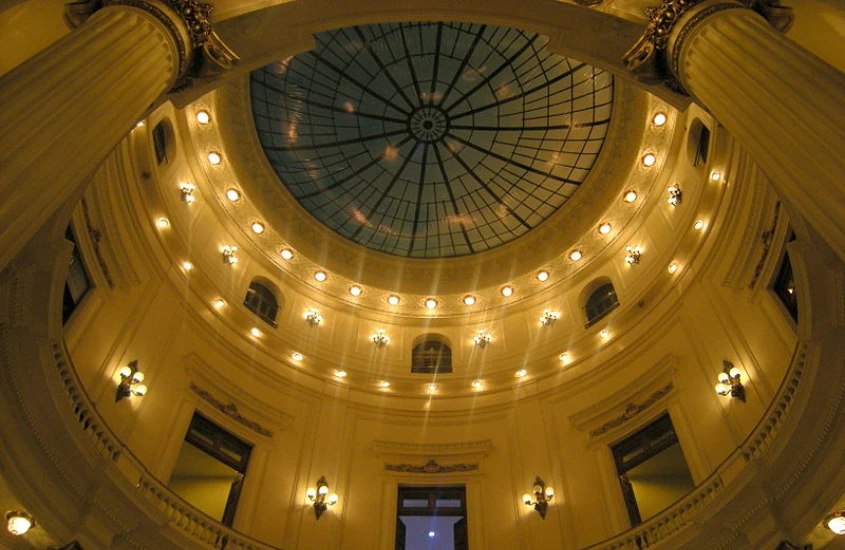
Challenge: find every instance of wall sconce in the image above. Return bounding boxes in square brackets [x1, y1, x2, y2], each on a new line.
[305, 307, 323, 326]
[180, 182, 196, 204]
[540, 309, 559, 326]
[372, 328, 390, 347]
[826, 511, 845, 535]
[625, 245, 642, 265]
[222, 245, 239, 265]
[306, 476, 338, 519]
[667, 185, 683, 206]
[715, 360, 745, 402]
[116, 360, 147, 402]
[522, 477, 554, 519]
[6, 510, 35, 535]
[473, 330, 492, 347]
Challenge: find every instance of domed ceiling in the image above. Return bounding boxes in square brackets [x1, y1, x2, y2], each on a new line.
[250, 22, 614, 259]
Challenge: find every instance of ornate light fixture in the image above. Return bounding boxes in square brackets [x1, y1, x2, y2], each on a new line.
[540, 309, 559, 326]
[715, 360, 746, 402]
[667, 185, 683, 206]
[222, 245, 239, 264]
[625, 245, 642, 265]
[5, 510, 35, 535]
[179, 182, 196, 204]
[305, 307, 323, 326]
[473, 330, 492, 348]
[115, 360, 147, 402]
[825, 511, 845, 535]
[306, 477, 338, 520]
[372, 328, 390, 347]
[522, 477, 554, 519]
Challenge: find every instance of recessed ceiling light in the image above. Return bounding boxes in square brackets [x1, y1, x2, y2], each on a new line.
[156, 217, 169, 228]
[710, 171, 722, 182]
[314, 271, 327, 282]
[334, 370, 347, 378]
[515, 369, 528, 378]
[471, 380, 483, 389]
[463, 295, 476, 305]
[599, 329, 610, 339]
[207, 152, 222, 165]
[182, 261, 193, 271]
[652, 112, 667, 126]
[280, 248, 294, 260]
[598, 222, 612, 235]
[642, 153, 657, 167]
[537, 270, 550, 282]
[559, 352, 571, 364]
[427, 383, 437, 391]
[623, 190, 638, 203]
[379, 380, 390, 388]
[135, 120, 145, 128]
[388, 295, 400, 305]
[196, 110, 211, 124]
[251, 221, 265, 234]
[226, 188, 241, 201]
[349, 285, 362, 297]
[569, 250, 583, 261]
[694, 220, 705, 230]
[213, 299, 226, 309]
[425, 298, 438, 310]
[501, 286, 514, 297]
[668, 263, 679, 273]
[292, 352, 303, 361]
[250, 327, 262, 337]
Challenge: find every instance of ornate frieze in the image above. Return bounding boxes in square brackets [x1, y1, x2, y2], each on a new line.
[589, 383, 674, 437]
[190, 382, 274, 437]
[385, 459, 478, 474]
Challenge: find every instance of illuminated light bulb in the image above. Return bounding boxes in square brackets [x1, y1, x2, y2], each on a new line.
[222, 245, 239, 264]
[182, 261, 193, 271]
[668, 263, 678, 274]
[623, 190, 638, 203]
[826, 513, 845, 534]
[250, 327, 262, 338]
[598, 222, 612, 235]
[710, 171, 722, 182]
[472, 380, 483, 389]
[318, 485, 329, 496]
[306, 488, 317, 500]
[463, 295, 476, 305]
[328, 494, 339, 506]
[156, 217, 170, 228]
[251, 221, 265, 234]
[207, 152, 222, 165]
[387, 295, 400, 305]
[715, 382, 730, 396]
[226, 188, 241, 201]
[515, 369, 528, 378]
[379, 380, 390, 388]
[334, 370, 347, 378]
[314, 271, 327, 282]
[280, 248, 294, 260]
[642, 153, 657, 167]
[694, 220, 705, 230]
[652, 112, 668, 126]
[569, 249, 583, 261]
[133, 384, 148, 396]
[292, 352, 303, 361]
[135, 120, 145, 128]
[537, 270, 550, 282]
[729, 366, 742, 379]
[599, 329, 610, 339]
[501, 286, 514, 297]
[428, 531, 436, 539]
[349, 285, 362, 297]
[425, 298, 438, 310]
[196, 110, 211, 124]
[6, 512, 34, 535]
[559, 352, 570, 364]
[522, 494, 533, 506]
[427, 383, 437, 391]
[118, 365, 133, 379]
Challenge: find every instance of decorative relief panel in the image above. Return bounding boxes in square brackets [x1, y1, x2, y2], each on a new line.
[385, 459, 479, 474]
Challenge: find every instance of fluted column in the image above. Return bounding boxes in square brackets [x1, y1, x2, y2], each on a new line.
[625, 0, 845, 262]
[0, 5, 187, 271]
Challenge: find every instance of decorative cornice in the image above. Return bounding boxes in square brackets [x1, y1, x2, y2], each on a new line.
[589, 383, 674, 437]
[189, 382, 274, 437]
[385, 459, 479, 474]
[749, 200, 781, 288]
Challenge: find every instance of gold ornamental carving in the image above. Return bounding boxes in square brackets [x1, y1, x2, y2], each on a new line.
[384, 459, 478, 474]
[623, 0, 793, 92]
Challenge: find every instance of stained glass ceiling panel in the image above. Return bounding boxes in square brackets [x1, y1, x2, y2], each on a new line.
[251, 22, 613, 258]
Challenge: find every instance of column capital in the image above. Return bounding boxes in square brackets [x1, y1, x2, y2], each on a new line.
[622, 0, 793, 92]
[64, 0, 238, 90]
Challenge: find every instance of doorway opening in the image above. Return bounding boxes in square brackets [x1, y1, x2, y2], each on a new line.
[396, 485, 467, 550]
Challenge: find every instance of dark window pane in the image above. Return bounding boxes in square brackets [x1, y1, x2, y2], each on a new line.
[244, 281, 279, 326]
[584, 282, 619, 327]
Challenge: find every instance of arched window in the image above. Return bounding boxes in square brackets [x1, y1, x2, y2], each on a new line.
[411, 334, 452, 374]
[243, 279, 280, 327]
[152, 118, 176, 165]
[583, 279, 619, 328]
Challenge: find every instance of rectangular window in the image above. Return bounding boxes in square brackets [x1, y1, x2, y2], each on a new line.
[694, 125, 710, 167]
[63, 225, 91, 325]
[611, 414, 695, 526]
[772, 252, 798, 323]
[397, 485, 467, 550]
[152, 122, 169, 165]
[168, 413, 252, 526]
